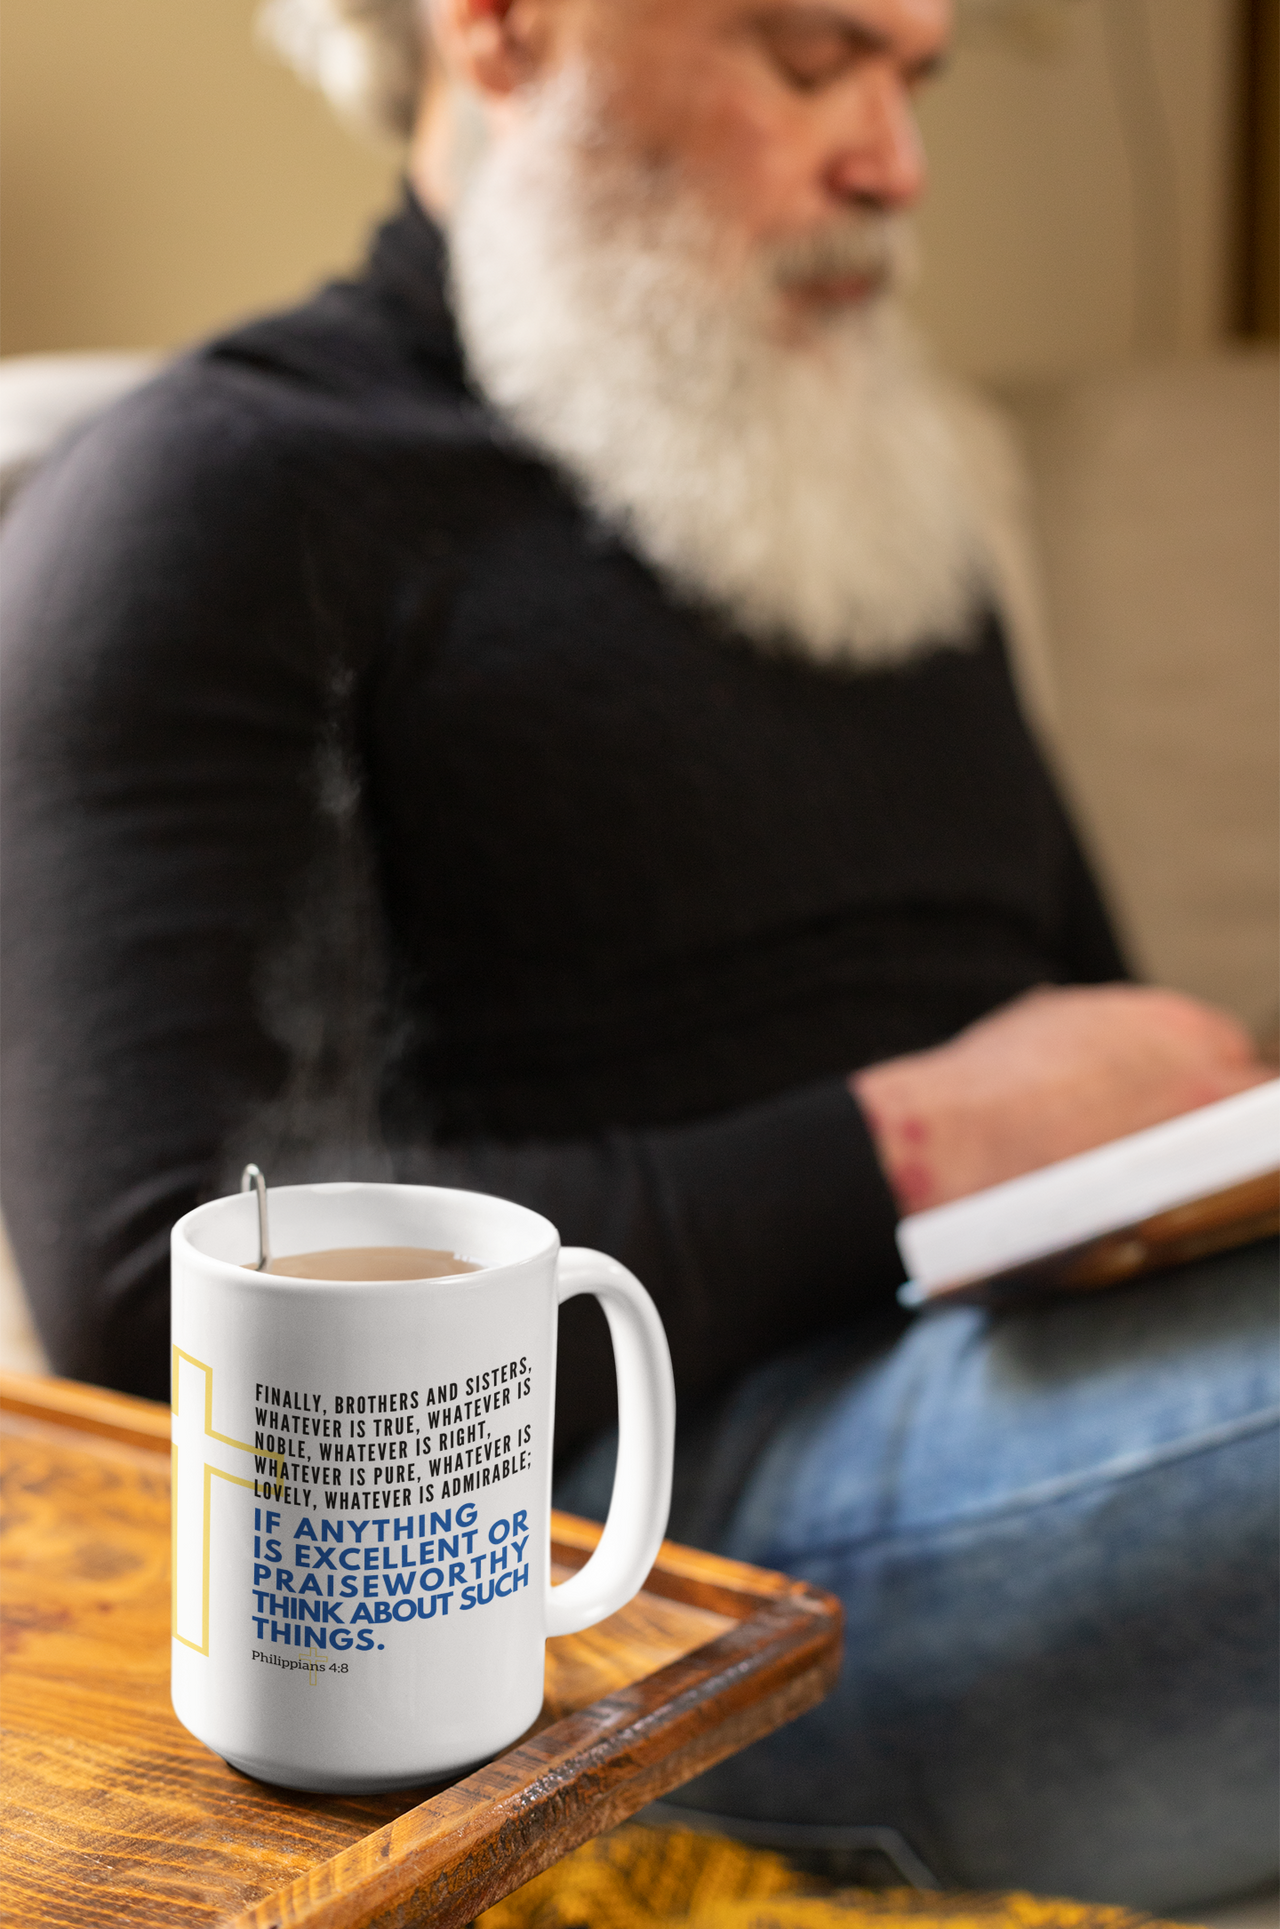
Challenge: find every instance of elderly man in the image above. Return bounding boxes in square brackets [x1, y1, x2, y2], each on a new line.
[1, 0, 1275, 1906]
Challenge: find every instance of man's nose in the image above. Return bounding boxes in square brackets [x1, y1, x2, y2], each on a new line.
[825, 64, 927, 212]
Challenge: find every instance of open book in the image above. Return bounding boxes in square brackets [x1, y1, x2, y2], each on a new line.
[897, 1080, 1280, 1309]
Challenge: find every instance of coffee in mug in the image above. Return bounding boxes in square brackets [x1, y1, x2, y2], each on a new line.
[253, 1247, 480, 1280]
[171, 1180, 675, 1792]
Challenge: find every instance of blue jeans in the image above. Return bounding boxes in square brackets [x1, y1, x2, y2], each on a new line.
[556, 1239, 1279, 1911]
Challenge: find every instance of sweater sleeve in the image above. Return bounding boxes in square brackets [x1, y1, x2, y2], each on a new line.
[1, 369, 350, 1398]
[0, 374, 904, 1449]
[394, 1080, 903, 1461]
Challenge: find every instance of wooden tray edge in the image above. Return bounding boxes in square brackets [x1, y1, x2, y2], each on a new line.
[0, 1368, 171, 1451]
[227, 1592, 842, 1929]
[551, 1512, 816, 1620]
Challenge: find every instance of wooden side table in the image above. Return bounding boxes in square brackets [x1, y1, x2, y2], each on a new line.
[1, 1371, 842, 1928]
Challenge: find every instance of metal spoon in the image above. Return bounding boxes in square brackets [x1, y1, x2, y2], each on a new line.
[241, 1163, 271, 1272]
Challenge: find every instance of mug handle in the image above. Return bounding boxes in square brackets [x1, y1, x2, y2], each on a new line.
[545, 1247, 676, 1639]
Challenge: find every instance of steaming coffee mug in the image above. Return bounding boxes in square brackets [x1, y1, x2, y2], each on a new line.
[170, 1180, 675, 1792]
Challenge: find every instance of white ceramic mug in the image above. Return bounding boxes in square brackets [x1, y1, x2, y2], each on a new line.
[170, 1180, 675, 1792]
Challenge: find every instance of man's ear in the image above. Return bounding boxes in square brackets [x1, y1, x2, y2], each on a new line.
[429, 0, 552, 98]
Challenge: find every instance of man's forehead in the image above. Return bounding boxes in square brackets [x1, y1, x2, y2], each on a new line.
[614, 0, 951, 57]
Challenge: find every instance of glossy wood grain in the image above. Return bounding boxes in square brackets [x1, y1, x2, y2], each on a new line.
[0, 1372, 842, 1928]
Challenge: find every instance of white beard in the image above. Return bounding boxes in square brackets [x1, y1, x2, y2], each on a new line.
[446, 72, 987, 670]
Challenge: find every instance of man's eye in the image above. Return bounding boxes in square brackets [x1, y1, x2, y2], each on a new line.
[759, 24, 858, 91]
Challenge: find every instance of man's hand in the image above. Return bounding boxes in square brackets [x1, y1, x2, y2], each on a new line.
[851, 985, 1272, 1214]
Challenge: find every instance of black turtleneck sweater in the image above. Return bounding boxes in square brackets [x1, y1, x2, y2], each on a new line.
[0, 197, 1124, 1449]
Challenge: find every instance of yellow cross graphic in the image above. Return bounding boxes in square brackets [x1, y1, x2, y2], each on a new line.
[171, 1347, 261, 1656]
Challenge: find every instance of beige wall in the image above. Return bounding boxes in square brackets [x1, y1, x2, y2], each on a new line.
[0, 0, 1243, 381]
[0, 0, 399, 355]
[913, 0, 1240, 380]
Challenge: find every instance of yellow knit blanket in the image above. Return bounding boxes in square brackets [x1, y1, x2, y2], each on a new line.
[477, 1825, 1188, 1929]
